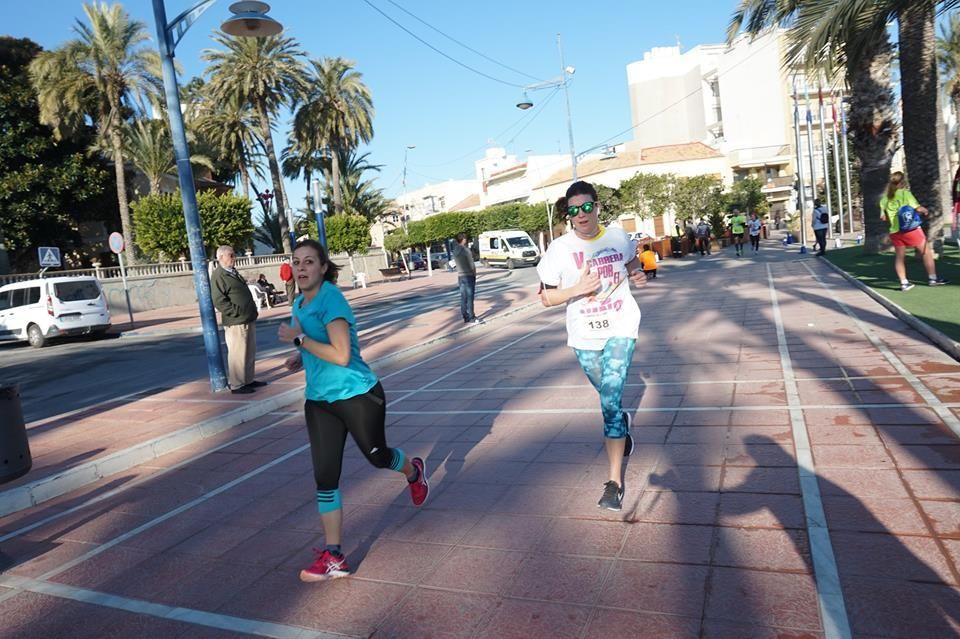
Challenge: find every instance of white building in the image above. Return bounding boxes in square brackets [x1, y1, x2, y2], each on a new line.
[532, 142, 729, 237]
[374, 178, 479, 247]
[625, 30, 847, 217]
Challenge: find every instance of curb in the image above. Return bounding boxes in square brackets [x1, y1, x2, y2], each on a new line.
[0, 292, 543, 518]
[821, 258, 960, 362]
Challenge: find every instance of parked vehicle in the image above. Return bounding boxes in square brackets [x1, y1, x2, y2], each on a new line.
[429, 252, 452, 271]
[0, 276, 111, 348]
[477, 229, 540, 269]
[393, 252, 426, 271]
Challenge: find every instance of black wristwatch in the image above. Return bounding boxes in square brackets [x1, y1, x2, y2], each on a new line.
[293, 333, 306, 348]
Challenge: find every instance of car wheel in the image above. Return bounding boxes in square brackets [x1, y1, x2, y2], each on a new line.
[480, 259, 488, 267]
[27, 324, 46, 348]
[506, 259, 515, 269]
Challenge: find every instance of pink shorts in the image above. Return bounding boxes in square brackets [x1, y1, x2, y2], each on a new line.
[890, 228, 926, 248]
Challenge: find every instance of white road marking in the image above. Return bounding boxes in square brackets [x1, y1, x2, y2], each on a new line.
[767, 263, 851, 639]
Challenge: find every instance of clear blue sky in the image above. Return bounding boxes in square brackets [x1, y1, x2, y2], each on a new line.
[7, 1, 740, 210]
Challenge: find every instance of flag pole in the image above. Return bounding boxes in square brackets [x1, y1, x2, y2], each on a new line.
[831, 94, 845, 236]
[792, 75, 809, 253]
[804, 79, 818, 249]
[817, 84, 834, 239]
[840, 98, 855, 233]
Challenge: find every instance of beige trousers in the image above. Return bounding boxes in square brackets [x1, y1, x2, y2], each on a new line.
[224, 322, 256, 388]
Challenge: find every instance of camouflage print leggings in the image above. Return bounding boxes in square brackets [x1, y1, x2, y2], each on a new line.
[573, 336, 636, 439]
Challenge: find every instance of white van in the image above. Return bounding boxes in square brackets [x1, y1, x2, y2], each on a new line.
[0, 276, 111, 347]
[477, 229, 540, 269]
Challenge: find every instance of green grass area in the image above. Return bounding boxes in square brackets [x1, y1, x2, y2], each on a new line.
[824, 242, 960, 342]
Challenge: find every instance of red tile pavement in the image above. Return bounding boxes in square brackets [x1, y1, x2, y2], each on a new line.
[0, 252, 958, 638]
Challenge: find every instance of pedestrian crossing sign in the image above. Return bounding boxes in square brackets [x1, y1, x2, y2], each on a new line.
[38, 246, 61, 268]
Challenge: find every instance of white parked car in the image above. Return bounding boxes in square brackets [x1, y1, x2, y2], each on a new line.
[0, 276, 111, 347]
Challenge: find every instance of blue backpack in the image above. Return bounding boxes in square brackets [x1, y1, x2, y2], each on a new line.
[897, 205, 922, 232]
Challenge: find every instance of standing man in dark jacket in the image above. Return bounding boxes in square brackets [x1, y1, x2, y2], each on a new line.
[211, 245, 265, 394]
[451, 233, 482, 324]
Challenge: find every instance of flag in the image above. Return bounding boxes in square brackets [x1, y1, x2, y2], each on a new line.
[831, 101, 838, 133]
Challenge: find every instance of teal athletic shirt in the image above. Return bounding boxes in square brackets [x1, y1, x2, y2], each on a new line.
[292, 281, 378, 403]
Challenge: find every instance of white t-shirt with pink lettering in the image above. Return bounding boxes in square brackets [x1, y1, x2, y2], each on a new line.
[537, 226, 642, 350]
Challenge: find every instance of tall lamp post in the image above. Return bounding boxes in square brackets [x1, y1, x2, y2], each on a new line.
[152, 0, 282, 392]
[516, 34, 577, 181]
[311, 177, 327, 249]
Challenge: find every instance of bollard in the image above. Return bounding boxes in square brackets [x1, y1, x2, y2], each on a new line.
[0, 384, 31, 485]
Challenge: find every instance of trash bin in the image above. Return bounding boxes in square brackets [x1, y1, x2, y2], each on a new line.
[0, 384, 31, 485]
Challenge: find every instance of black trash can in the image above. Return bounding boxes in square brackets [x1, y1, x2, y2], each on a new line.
[0, 384, 31, 484]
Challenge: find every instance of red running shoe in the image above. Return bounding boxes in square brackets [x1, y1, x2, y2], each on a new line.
[408, 457, 429, 506]
[299, 548, 350, 583]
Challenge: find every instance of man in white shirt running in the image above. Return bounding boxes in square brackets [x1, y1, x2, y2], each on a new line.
[537, 180, 648, 512]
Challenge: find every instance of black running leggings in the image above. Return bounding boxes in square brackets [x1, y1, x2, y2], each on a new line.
[304, 382, 397, 491]
[750, 234, 760, 250]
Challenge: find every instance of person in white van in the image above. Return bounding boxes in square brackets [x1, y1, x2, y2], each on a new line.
[537, 180, 648, 512]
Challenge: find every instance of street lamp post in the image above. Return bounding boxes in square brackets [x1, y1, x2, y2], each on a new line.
[516, 34, 577, 181]
[311, 177, 327, 249]
[151, 0, 282, 392]
[256, 189, 273, 214]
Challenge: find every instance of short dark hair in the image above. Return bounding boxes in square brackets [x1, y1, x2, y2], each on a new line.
[643, 243, 651, 251]
[293, 239, 340, 283]
[565, 180, 598, 201]
[456, 232, 468, 244]
[814, 198, 822, 207]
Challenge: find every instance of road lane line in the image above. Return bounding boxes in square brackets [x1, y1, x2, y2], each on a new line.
[0, 575, 353, 639]
[767, 263, 851, 639]
[4, 314, 563, 601]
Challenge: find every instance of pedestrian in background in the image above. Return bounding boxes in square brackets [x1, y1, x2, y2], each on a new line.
[452, 232, 482, 325]
[280, 257, 295, 305]
[640, 244, 659, 279]
[211, 245, 266, 394]
[279, 239, 429, 582]
[811, 199, 829, 256]
[695, 218, 712, 255]
[538, 180, 648, 512]
[729, 209, 747, 257]
[747, 212, 762, 255]
[879, 171, 947, 290]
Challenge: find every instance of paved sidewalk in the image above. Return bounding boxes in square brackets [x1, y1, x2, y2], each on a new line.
[0, 241, 958, 639]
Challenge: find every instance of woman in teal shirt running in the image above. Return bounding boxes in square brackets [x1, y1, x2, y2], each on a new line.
[278, 240, 430, 582]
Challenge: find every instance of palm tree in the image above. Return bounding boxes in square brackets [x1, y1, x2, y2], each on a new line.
[326, 149, 388, 221]
[292, 57, 374, 216]
[938, 13, 960, 157]
[728, 1, 899, 253]
[125, 118, 213, 194]
[732, 0, 960, 251]
[898, 2, 953, 247]
[195, 94, 264, 199]
[203, 33, 307, 254]
[29, 2, 161, 263]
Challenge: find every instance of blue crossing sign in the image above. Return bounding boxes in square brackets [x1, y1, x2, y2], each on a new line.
[38, 246, 61, 268]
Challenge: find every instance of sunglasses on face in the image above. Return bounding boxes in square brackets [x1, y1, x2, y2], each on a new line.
[566, 201, 597, 217]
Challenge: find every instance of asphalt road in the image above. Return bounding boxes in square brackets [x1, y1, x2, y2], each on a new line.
[0, 268, 540, 422]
